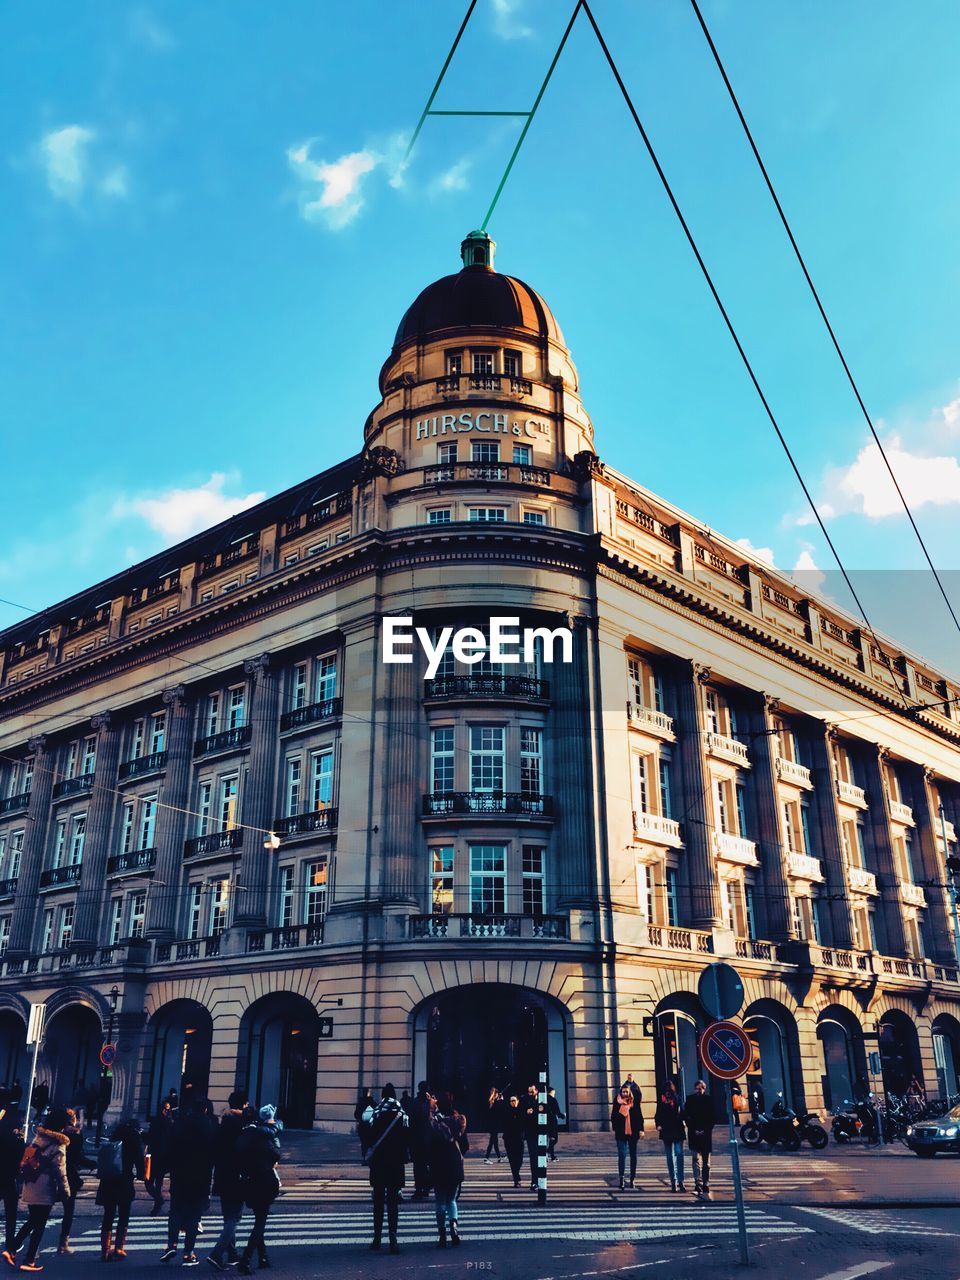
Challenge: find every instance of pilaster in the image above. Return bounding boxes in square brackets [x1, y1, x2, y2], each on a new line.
[913, 766, 956, 965]
[233, 655, 280, 928]
[553, 616, 597, 910]
[146, 686, 194, 941]
[811, 725, 855, 948]
[673, 662, 721, 928]
[72, 712, 122, 946]
[747, 693, 793, 942]
[7, 736, 54, 958]
[862, 745, 909, 956]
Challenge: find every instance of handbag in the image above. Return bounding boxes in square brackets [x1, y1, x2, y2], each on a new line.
[361, 1111, 403, 1166]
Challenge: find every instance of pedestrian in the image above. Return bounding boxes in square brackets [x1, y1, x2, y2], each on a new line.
[440, 1092, 468, 1156]
[29, 1083, 48, 1123]
[521, 1085, 541, 1190]
[145, 1100, 175, 1214]
[206, 1091, 248, 1271]
[682, 1080, 715, 1199]
[354, 1088, 374, 1127]
[483, 1088, 503, 1163]
[364, 1084, 408, 1255]
[501, 1095, 525, 1188]
[546, 1087, 565, 1162]
[5, 1106, 70, 1272]
[429, 1107, 464, 1248]
[0, 1112, 24, 1259]
[58, 1108, 95, 1254]
[234, 1105, 282, 1275]
[611, 1084, 643, 1190]
[408, 1082, 432, 1199]
[165, 1089, 179, 1112]
[622, 1073, 642, 1109]
[96, 1115, 146, 1260]
[160, 1096, 216, 1266]
[655, 1081, 686, 1192]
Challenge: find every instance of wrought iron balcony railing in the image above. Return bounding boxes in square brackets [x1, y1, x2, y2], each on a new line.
[422, 792, 554, 818]
[118, 751, 168, 781]
[184, 829, 243, 858]
[424, 674, 549, 702]
[193, 724, 251, 758]
[52, 773, 95, 800]
[39, 863, 82, 888]
[0, 793, 30, 816]
[107, 847, 157, 875]
[279, 696, 342, 731]
[272, 809, 337, 837]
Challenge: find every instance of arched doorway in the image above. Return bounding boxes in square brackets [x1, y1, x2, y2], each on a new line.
[878, 1010, 923, 1098]
[41, 1004, 102, 1109]
[412, 986, 567, 1123]
[817, 1005, 867, 1112]
[237, 993, 319, 1129]
[146, 1001, 213, 1118]
[931, 1014, 960, 1100]
[0, 1010, 28, 1103]
[653, 993, 705, 1105]
[742, 1001, 803, 1113]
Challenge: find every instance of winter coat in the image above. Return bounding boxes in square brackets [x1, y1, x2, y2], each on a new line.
[212, 1109, 247, 1202]
[64, 1125, 96, 1196]
[520, 1095, 540, 1139]
[167, 1111, 217, 1209]
[146, 1111, 174, 1163]
[235, 1123, 282, 1211]
[501, 1106, 525, 1152]
[0, 1124, 25, 1189]
[20, 1127, 69, 1206]
[654, 1096, 686, 1145]
[610, 1100, 644, 1142]
[428, 1116, 464, 1198]
[546, 1095, 565, 1140]
[96, 1122, 146, 1208]
[364, 1099, 408, 1191]
[408, 1093, 432, 1144]
[682, 1094, 716, 1154]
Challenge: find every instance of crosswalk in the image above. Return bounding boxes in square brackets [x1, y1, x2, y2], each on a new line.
[798, 1207, 959, 1238]
[58, 1206, 811, 1253]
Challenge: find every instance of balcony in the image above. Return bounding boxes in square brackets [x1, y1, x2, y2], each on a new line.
[900, 881, 927, 907]
[889, 800, 915, 826]
[184, 829, 242, 859]
[836, 779, 868, 808]
[712, 831, 759, 866]
[424, 675, 549, 703]
[0, 879, 17, 899]
[704, 733, 751, 767]
[815, 945, 873, 974]
[272, 809, 337, 838]
[776, 757, 813, 788]
[422, 792, 554, 820]
[879, 955, 926, 980]
[39, 864, 82, 888]
[154, 936, 223, 963]
[107, 847, 157, 876]
[421, 461, 552, 488]
[735, 938, 780, 962]
[628, 705, 675, 739]
[633, 811, 683, 847]
[246, 923, 325, 953]
[848, 866, 878, 895]
[432, 374, 533, 397]
[279, 696, 343, 732]
[408, 913, 567, 940]
[788, 851, 824, 881]
[52, 773, 94, 800]
[280, 493, 351, 541]
[118, 751, 168, 781]
[642, 924, 714, 955]
[0, 792, 30, 816]
[193, 724, 251, 758]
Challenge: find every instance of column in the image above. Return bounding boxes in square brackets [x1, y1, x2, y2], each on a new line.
[380, 652, 421, 905]
[7, 736, 54, 959]
[552, 617, 597, 910]
[72, 712, 122, 946]
[233, 654, 280, 928]
[913, 767, 956, 965]
[862, 746, 908, 957]
[745, 694, 793, 941]
[673, 663, 721, 928]
[810, 725, 855, 949]
[147, 685, 195, 941]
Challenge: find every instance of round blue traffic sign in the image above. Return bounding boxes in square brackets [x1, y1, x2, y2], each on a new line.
[700, 1020, 752, 1080]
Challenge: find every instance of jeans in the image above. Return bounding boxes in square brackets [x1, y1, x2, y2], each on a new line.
[526, 1134, 542, 1185]
[59, 1194, 76, 1245]
[1, 1184, 18, 1252]
[240, 1206, 270, 1264]
[371, 1185, 399, 1245]
[167, 1203, 203, 1255]
[484, 1132, 501, 1158]
[616, 1136, 638, 1184]
[692, 1149, 711, 1189]
[14, 1205, 52, 1264]
[211, 1198, 244, 1264]
[434, 1192, 459, 1229]
[663, 1140, 685, 1186]
[412, 1142, 431, 1194]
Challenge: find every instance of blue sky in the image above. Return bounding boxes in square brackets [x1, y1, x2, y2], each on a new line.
[3, 0, 960, 672]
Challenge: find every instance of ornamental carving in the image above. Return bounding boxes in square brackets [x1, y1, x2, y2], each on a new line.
[27, 735, 47, 754]
[361, 446, 404, 479]
[162, 684, 188, 709]
[762, 693, 781, 715]
[571, 450, 605, 481]
[692, 663, 711, 685]
[243, 654, 272, 679]
[90, 711, 113, 732]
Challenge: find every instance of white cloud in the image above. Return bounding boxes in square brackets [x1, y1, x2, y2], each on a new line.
[492, 0, 533, 39]
[38, 125, 96, 203]
[821, 435, 960, 520]
[113, 473, 266, 541]
[428, 159, 471, 196]
[791, 544, 826, 590]
[287, 143, 381, 229]
[733, 537, 776, 567]
[941, 396, 960, 431]
[129, 7, 176, 51]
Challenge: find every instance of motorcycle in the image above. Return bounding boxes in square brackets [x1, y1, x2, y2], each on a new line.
[740, 1093, 802, 1151]
[831, 1102, 863, 1143]
[797, 1110, 829, 1149]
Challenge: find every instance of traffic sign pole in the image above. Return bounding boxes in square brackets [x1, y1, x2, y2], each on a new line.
[537, 1068, 547, 1206]
[726, 1080, 750, 1267]
[23, 1002, 46, 1140]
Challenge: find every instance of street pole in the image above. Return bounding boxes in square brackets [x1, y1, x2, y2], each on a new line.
[23, 1002, 46, 1141]
[940, 804, 960, 965]
[726, 1080, 749, 1267]
[96, 986, 120, 1146]
[537, 1068, 547, 1206]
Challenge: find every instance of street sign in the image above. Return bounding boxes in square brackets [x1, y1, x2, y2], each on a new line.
[700, 1020, 752, 1081]
[698, 962, 744, 1021]
[99, 1043, 117, 1068]
[26, 1003, 45, 1046]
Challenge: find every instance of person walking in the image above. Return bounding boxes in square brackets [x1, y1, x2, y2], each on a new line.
[655, 1081, 686, 1192]
[234, 1106, 282, 1275]
[58, 1108, 95, 1254]
[483, 1088, 502, 1163]
[206, 1092, 249, 1271]
[682, 1080, 715, 1198]
[0, 1112, 24, 1260]
[622, 1073, 642, 1109]
[521, 1085, 541, 1190]
[160, 1097, 216, 1266]
[408, 1082, 432, 1200]
[546, 1088, 565, 1162]
[96, 1116, 146, 1261]
[354, 1088, 375, 1157]
[145, 1100, 175, 1214]
[29, 1084, 48, 1125]
[5, 1107, 70, 1272]
[611, 1085, 643, 1189]
[501, 1096, 525, 1189]
[364, 1085, 408, 1255]
[429, 1107, 464, 1248]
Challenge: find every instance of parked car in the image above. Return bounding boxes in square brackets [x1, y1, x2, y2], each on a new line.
[905, 1103, 960, 1157]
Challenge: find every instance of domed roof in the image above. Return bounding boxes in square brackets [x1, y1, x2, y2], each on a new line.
[392, 231, 564, 349]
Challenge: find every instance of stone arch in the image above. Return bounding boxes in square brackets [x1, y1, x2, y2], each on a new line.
[931, 1012, 960, 1100]
[39, 1001, 103, 1110]
[651, 990, 707, 1104]
[742, 998, 804, 1111]
[143, 999, 214, 1119]
[0, 1001, 29, 1104]
[878, 1008, 924, 1098]
[816, 1003, 867, 1113]
[236, 992, 320, 1130]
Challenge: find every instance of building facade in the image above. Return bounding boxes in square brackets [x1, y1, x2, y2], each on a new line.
[1, 230, 959, 1130]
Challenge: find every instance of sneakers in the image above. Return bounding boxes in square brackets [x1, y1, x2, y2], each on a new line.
[677, 1183, 686, 1192]
[483, 1158, 492, 1164]
[160, 1249, 177, 1263]
[112, 1249, 128, 1261]
[497, 1156, 504, 1163]
[183, 1257, 199, 1269]
[619, 1177, 625, 1190]
[2, 1252, 16, 1268]
[20, 1265, 43, 1274]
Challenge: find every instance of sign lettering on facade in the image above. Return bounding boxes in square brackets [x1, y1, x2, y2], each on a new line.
[415, 410, 551, 440]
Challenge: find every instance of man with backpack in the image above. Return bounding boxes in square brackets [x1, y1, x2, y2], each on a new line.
[95, 1118, 146, 1260]
[362, 1085, 408, 1255]
[207, 1092, 249, 1271]
[4, 1107, 70, 1272]
[234, 1105, 282, 1275]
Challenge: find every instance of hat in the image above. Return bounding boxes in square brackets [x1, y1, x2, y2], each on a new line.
[259, 1104, 277, 1124]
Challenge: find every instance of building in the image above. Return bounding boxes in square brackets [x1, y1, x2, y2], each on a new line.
[1, 230, 959, 1130]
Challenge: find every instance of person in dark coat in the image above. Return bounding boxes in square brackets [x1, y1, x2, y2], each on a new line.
[235, 1105, 282, 1275]
[520, 1085, 542, 1190]
[159, 1097, 216, 1266]
[654, 1081, 686, 1192]
[546, 1087, 565, 1162]
[428, 1109, 464, 1248]
[354, 1088, 375, 1133]
[621, 1073, 643, 1110]
[501, 1095, 525, 1188]
[58, 1108, 95, 1253]
[364, 1084, 409, 1254]
[408, 1082, 432, 1199]
[0, 1111, 25, 1257]
[207, 1092, 249, 1270]
[145, 1100, 175, 1213]
[29, 1082, 49, 1121]
[483, 1088, 502, 1162]
[611, 1085, 644, 1189]
[682, 1079, 715, 1198]
[96, 1117, 146, 1260]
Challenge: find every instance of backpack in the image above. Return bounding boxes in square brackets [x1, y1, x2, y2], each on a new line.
[97, 1140, 124, 1179]
[19, 1143, 44, 1184]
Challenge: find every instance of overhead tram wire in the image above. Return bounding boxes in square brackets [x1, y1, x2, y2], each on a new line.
[688, 0, 960, 644]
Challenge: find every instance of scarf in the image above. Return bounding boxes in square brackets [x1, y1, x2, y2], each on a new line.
[618, 1100, 633, 1136]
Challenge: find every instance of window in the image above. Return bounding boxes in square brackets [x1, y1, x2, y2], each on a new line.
[705, 690, 720, 735]
[9, 832, 23, 882]
[227, 686, 246, 729]
[200, 591, 214, 604]
[520, 728, 542, 797]
[438, 442, 457, 464]
[638, 863, 656, 921]
[855, 821, 867, 867]
[278, 865, 295, 928]
[470, 726, 504, 793]
[205, 693, 221, 738]
[0, 835, 5, 880]
[446, 351, 462, 376]
[310, 751, 333, 810]
[792, 895, 806, 940]
[58, 904, 74, 950]
[335, 531, 349, 545]
[745, 885, 757, 939]
[69, 814, 86, 865]
[187, 884, 203, 939]
[139, 796, 157, 849]
[108, 898, 123, 945]
[903, 831, 917, 883]
[783, 802, 799, 853]
[468, 507, 507, 523]
[522, 510, 546, 526]
[503, 350, 521, 377]
[431, 728, 455, 794]
[221, 581, 240, 595]
[513, 443, 532, 465]
[291, 663, 308, 711]
[469, 845, 506, 914]
[284, 552, 300, 567]
[119, 802, 135, 854]
[811, 896, 822, 943]
[628, 657, 645, 709]
[196, 781, 212, 836]
[0, 917, 11, 957]
[713, 779, 729, 834]
[41, 909, 54, 954]
[431, 847, 454, 914]
[218, 777, 238, 831]
[736, 783, 749, 838]
[522, 846, 546, 915]
[659, 757, 673, 820]
[472, 350, 494, 375]
[307, 540, 328, 555]
[800, 799, 813, 859]
[868, 911, 879, 951]
[131, 719, 145, 760]
[129, 891, 147, 940]
[209, 879, 230, 936]
[632, 754, 650, 815]
[316, 655, 337, 702]
[471, 441, 500, 462]
[81, 736, 96, 775]
[285, 758, 302, 817]
[53, 818, 67, 867]
[666, 867, 680, 926]
[428, 509, 452, 525]
[305, 861, 327, 925]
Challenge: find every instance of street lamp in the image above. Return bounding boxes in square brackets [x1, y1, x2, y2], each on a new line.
[95, 985, 120, 1146]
